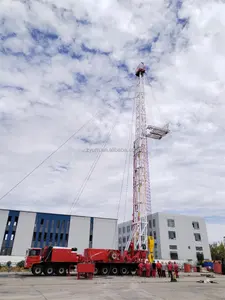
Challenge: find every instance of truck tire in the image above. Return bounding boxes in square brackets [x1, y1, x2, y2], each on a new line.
[120, 266, 128, 276]
[56, 266, 66, 276]
[111, 266, 118, 275]
[32, 265, 43, 276]
[44, 266, 54, 276]
[101, 266, 109, 275]
[94, 267, 99, 275]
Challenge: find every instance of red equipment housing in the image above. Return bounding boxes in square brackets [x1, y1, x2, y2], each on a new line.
[25, 245, 147, 276]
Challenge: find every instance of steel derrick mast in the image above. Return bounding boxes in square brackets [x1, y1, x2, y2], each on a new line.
[126, 63, 169, 253]
[132, 63, 149, 251]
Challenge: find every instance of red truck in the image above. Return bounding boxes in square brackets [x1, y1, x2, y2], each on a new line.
[24, 244, 147, 276]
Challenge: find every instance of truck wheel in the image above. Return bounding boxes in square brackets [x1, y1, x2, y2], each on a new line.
[101, 266, 109, 275]
[56, 266, 66, 276]
[111, 267, 118, 275]
[32, 265, 43, 276]
[120, 266, 128, 276]
[44, 266, 54, 276]
[130, 269, 136, 275]
[94, 267, 99, 275]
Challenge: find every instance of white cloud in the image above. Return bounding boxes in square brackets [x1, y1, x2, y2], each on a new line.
[0, 0, 225, 243]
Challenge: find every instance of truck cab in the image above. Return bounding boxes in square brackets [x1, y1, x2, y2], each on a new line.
[24, 248, 41, 269]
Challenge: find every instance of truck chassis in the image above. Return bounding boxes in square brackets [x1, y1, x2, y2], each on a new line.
[31, 262, 139, 276]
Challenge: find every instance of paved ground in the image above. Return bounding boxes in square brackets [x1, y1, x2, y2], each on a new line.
[0, 273, 225, 299]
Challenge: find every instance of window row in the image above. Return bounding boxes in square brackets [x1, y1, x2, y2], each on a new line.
[32, 232, 68, 242]
[167, 219, 200, 230]
[118, 220, 200, 234]
[168, 231, 202, 241]
[7, 216, 19, 227]
[169, 245, 203, 251]
[118, 225, 131, 234]
[36, 219, 70, 230]
[3, 231, 16, 241]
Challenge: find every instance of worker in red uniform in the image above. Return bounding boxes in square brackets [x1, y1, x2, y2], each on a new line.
[138, 261, 144, 276]
[152, 260, 156, 277]
[145, 260, 151, 277]
[173, 262, 179, 278]
[167, 261, 173, 278]
[156, 261, 162, 277]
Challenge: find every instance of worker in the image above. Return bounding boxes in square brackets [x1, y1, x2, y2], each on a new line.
[152, 260, 156, 277]
[156, 260, 162, 277]
[138, 261, 144, 276]
[167, 261, 173, 278]
[145, 260, 151, 277]
[161, 262, 166, 277]
[173, 262, 179, 278]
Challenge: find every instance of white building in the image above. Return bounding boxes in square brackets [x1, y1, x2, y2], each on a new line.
[118, 212, 211, 262]
[0, 209, 117, 259]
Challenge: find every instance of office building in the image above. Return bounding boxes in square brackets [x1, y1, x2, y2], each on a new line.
[118, 212, 211, 261]
[0, 209, 117, 256]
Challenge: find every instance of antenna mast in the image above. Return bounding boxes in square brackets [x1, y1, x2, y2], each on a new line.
[126, 63, 169, 252]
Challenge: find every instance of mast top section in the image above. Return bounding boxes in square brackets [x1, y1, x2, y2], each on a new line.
[135, 62, 145, 77]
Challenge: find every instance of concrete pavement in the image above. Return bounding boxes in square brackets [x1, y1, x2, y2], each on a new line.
[0, 273, 224, 299]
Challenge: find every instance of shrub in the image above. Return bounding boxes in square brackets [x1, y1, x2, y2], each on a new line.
[6, 261, 12, 268]
[16, 260, 25, 268]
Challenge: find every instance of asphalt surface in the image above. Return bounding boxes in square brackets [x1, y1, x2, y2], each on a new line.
[0, 272, 225, 299]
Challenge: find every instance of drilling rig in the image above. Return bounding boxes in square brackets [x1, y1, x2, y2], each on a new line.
[25, 63, 170, 277]
[126, 63, 169, 258]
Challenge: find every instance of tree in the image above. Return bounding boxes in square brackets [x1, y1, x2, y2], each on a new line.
[210, 242, 225, 261]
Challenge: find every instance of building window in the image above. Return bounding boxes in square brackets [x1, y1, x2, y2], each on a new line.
[119, 247, 121, 251]
[168, 231, 176, 240]
[169, 245, 177, 250]
[149, 220, 152, 228]
[127, 236, 129, 241]
[123, 237, 126, 243]
[7, 216, 12, 226]
[154, 243, 157, 248]
[127, 226, 130, 232]
[153, 219, 155, 227]
[14, 216, 18, 226]
[123, 227, 125, 234]
[167, 219, 175, 227]
[149, 231, 153, 237]
[119, 237, 122, 244]
[155, 251, 158, 259]
[118, 228, 121, 234]
[196, 246, 203, 251]
[153, 231, 156, 239]
[170, 252, 178, 260]
[194, 233, 201, 241]
[192, 222, 200, 229]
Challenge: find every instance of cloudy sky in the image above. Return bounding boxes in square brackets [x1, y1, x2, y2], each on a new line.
[0, 0, 224, 243]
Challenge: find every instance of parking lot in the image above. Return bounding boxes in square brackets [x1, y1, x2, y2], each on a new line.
[0, 273, 225, 300]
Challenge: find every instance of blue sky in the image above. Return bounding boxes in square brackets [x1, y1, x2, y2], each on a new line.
[0, 0, 225, 243]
